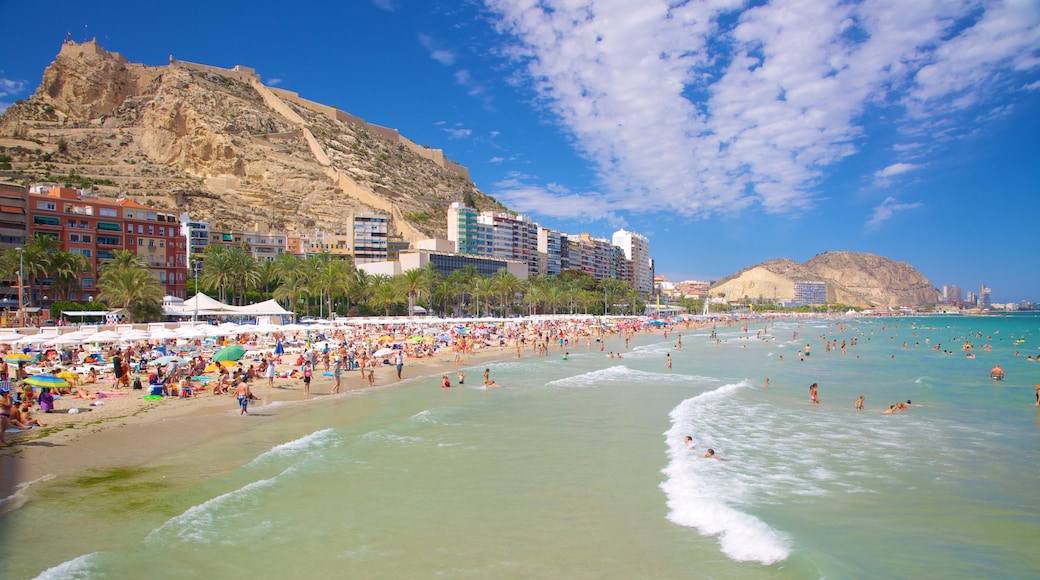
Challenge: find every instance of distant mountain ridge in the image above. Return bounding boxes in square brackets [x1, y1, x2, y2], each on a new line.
[0, 40, 506, 239]
[710, 251, 940, 308]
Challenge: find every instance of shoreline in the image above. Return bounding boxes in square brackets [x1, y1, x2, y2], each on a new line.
[0, 340, 530, 502]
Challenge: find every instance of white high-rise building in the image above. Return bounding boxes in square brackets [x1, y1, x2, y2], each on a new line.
[611, 229, 652, 296]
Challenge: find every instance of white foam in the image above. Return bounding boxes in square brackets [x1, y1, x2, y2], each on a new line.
[32, 551, 100, 580]
[547, 365, 718, 388]
[246, 428, 338, 467]
[660, 381, 793, 565]
[145, 468, 289, 544]
[0, 474, 54, 515]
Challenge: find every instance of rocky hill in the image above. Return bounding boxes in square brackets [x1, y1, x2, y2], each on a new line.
[0, 40, 506, 240]
[710, 251, 940, 308]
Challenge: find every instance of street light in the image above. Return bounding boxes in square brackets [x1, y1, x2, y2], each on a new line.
[15, 247, 24, 328]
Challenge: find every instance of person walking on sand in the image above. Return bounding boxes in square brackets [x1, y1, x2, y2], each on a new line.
[331, 360, 343, 394]
[265, 355, 276, 389]
[302, 361, 313, 395]
[235, 380, 253, 415]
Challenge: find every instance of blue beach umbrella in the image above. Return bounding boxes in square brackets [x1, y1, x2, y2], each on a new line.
[24, 373, 70, 388]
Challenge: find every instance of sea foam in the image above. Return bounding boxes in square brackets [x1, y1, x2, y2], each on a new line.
[33, 551, 100, 580]
[660, 381, 792, 565]
[547, 365, 717, 388]
[246, 428, 339, 467]
[145, 468, 290, 544]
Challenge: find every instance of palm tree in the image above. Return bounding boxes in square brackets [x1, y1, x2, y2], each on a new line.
[48, 251, 89, 300]
[227, 245, 260, 305]
[19, 234, 60, 307]
[312, 256, 351, 319]
[272, 268, 309, 316]
[200, 245, 233, 303]
[471, 276, 497, 316]
[253, 259, 280, 300]
[492, 269, 522, 315]
[345, 269, 372, 315]
[398, 268, 430, 316]
[96, 254, 164, 323]
[370, 274, 401, 316]
[523, 281, 544, 315]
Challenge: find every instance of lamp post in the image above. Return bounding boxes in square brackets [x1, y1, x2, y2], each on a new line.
[15, 247, 24, 328]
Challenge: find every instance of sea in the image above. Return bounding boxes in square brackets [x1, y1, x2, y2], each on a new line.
[2, 315, 1039, 579]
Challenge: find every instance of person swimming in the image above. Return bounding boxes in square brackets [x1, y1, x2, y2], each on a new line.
[990, 364, 1004, 380]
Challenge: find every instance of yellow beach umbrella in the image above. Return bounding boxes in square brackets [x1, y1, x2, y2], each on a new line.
[203, 360, 237, 373]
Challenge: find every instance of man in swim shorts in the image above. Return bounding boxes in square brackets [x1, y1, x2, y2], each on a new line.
[235, 380, 253, 415]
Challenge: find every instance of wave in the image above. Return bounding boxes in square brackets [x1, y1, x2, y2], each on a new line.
[145, 468, 290, 544]
[546, 365, 718, 388]
[0, 474, 55, 515]
[33, 551, 101, 580]
[660, 380, 792, 565]
[245, 428, 339, 467]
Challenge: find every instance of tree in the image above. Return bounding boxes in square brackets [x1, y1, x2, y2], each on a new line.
[47, 251, 89, 301]
[96, 251, 165, 323]
[19, 234, 60, 307]
[398, 268, 431, 316]
[370, 275, 401, 316]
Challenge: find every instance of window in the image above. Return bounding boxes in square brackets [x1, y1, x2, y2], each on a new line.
[146, 212, 156, 221]
[33, 216, 60, 226]
[70, 234, 80, 242]
[159, 272, 167, 283]
[99, 208, 117, 217]
[97, 236, 120, 246]
[79, 221, 88, 229]
[127, 224, 133, 233]
[81, 234, 91, 243]
[124, 211, 134, 219]
[137, 225, 143, 234]
[97, 250, 115, 260]
[69, 248, 80, 255]
[138, 239, 143, 246]
[36, 201, 56, 211]
[81, 249, 92, 257]
[67, 219, 76, 227]
[126, 237, 134, 246]
[82, 278, 94, 289]
[159, 241, 165, 248]
[148, 240, 154, 248]
[148, 226, 154, 235]
[159, 227, 165, 236]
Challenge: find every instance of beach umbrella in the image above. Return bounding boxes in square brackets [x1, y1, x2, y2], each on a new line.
[0, 333, 23, 343]
[155, 355, 189, 365]
[4, 353, 33, 362]
[203, 361, 237, 373]
[213, 345, 246, 362]
[371, 347, 395, 358]
[56, 370, 80, 382]
[83, 330, 123, 343]
[24, 373, 70, 388]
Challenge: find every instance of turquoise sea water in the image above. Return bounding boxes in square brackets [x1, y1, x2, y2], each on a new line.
[2, 315, 1040, 579]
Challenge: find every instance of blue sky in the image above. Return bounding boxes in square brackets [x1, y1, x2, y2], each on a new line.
[1, 0, 1038, 303]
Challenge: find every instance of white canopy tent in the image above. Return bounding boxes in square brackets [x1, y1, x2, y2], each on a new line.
[164, 293, 293, 318]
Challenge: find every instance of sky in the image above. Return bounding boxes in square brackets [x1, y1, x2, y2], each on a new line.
[1, 0, 1038, 303]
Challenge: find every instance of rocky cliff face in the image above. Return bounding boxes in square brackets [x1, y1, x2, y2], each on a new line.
[0, 40, 504, 238]
[710, 252, 939, 308]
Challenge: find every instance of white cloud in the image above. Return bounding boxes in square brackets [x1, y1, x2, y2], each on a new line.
[454, 69, 493, 109]
[0, 78, 25, 98]
[492, 176, 624, 225]
[419, 34, 456, 66]
[483, 0, 1040, 221]
[444, 128, 472, 139]
[1025, 80, 1040, 91]
[875, 162, 923, 178]
[267, 78, 283, 86]
[489, 156, 505, 163]
[865, 196, 923, 230]
[371, 0, 396, 12]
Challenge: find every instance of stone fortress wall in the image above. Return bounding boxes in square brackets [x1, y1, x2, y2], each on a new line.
[168, 58, 469, 181]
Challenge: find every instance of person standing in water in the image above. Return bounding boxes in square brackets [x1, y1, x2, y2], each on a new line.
[810, 382, 820, 404]
[855, 395, 865, 410]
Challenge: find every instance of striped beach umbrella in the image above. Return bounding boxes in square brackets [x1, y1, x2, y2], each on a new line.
[24, 374, 70, 388]
[4, 353, 33, 362]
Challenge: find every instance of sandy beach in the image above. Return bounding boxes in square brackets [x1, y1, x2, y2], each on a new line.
[0, 318, 652, 502]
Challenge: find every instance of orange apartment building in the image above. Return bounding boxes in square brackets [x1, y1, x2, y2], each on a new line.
[25, 187, 187, 303]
